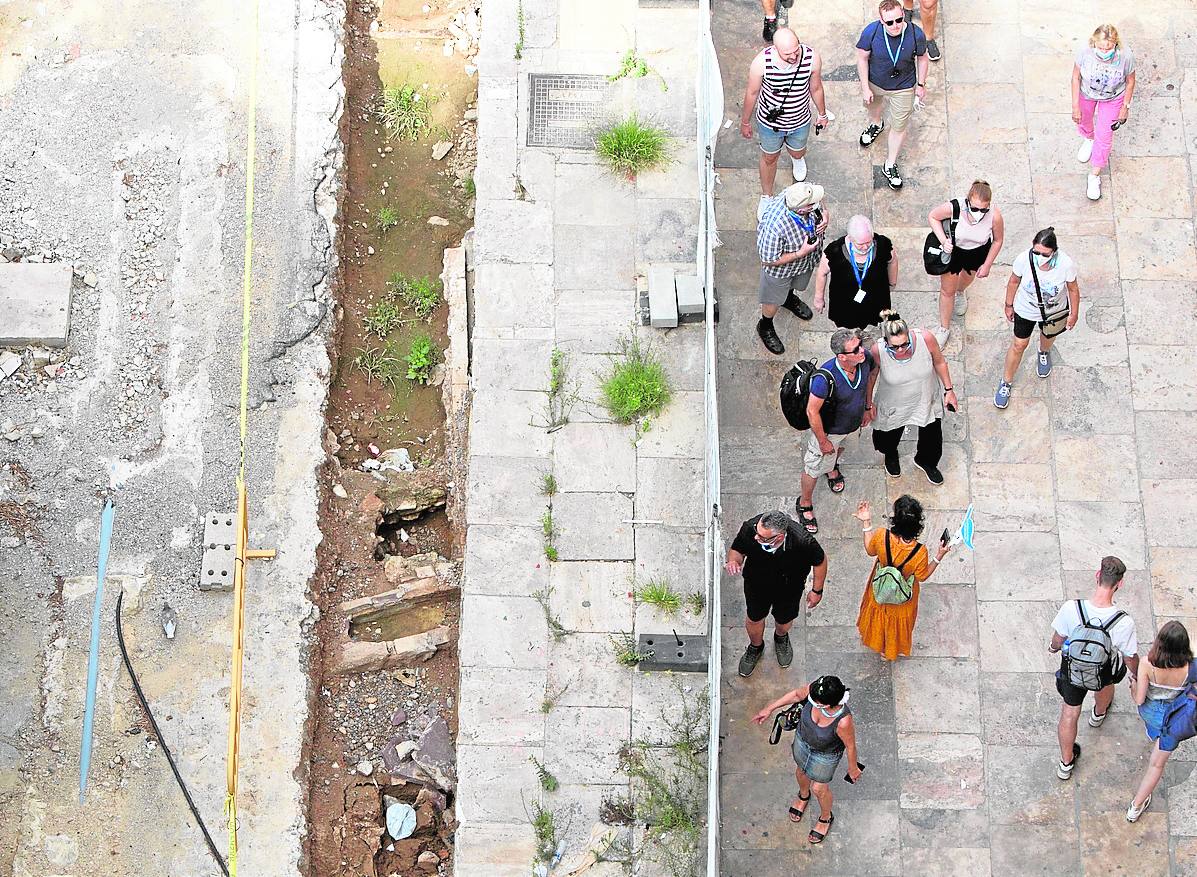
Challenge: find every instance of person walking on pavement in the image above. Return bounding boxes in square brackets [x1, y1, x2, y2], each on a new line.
[759, 0, 794, 42]
[853, 496, 950, 661]
[1048, 556, 1138, 781]
[752, 674, 862, 844]
[927, 180, 1005, 346]
[741, 27, 829, 220]
[856, 0, 929, 190]
[813, 215, 897, 330]
[1072, 24, 1136, 201]
[900, 0, 941, 62]
[755, 182, 828, 354]
[1126, 621, 1194, 821]
[865, 310, 957, 484]
[994, 227, 1080, 409]
[726, 509, 828, 678]
[796, 328, 875, 535]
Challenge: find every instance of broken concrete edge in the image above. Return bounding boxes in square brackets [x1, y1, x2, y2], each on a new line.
[440, 239, 470, 421]
[331, 626, 453, 675]
[340, 578, 460, 623]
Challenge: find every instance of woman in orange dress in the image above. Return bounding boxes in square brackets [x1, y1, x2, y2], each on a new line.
[853, 495, 952, 660]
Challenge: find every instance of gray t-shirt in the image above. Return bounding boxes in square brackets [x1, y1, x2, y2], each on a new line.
[1076, 46, 1135, 101]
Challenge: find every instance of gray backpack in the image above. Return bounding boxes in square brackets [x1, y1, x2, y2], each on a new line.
[1062, 600, 1126, 691]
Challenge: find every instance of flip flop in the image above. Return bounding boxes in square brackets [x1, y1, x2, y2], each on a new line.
[788, 792, 811, 823]
[808, 812, 834, 845]
[796, 504, 818, 534]
[826, 470, 845, 493]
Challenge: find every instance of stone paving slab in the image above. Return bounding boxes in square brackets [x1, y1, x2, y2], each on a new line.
[0, 261, 73, 347]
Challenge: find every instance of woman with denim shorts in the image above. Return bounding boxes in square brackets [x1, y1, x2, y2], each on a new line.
[1125, 621, 1194, 822]
[752, 675, 861, 845]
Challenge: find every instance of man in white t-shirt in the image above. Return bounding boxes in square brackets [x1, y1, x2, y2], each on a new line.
[994, 227, 1081, 410]
[1047, 556, 1139, 781]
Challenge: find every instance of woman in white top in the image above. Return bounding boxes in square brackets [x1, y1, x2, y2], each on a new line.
[1072, 23, 1136, 201]
[994, 227, 1080, 410]
[926, 179, 1004, 346]
[865, 310, 957, 485]
[1126, 621, 1194, 822]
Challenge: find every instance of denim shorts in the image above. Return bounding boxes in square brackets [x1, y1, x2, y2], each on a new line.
[756, 118, 812, 155]
[791, 733, 844, 783]
[1139, 699, 1172, 741]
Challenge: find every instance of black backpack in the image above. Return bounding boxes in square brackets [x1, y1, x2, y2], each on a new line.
[779, 359, 834, 431]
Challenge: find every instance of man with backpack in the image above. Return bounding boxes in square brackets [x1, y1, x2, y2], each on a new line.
[1048, 556, 1139, 780]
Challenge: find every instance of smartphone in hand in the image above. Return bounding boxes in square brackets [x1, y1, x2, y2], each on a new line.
[940, 528, 950, 547]
[844, 761, 866, 784]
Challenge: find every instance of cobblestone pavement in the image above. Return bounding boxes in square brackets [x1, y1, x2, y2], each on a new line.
[713, 0, 1197, 874]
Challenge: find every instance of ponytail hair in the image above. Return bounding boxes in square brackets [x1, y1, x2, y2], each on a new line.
[877, 309, 908, 341]
[1033, 226, 1058, 250]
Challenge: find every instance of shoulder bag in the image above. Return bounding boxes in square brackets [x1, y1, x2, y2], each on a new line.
[1027, 250, 1070, 338]
[922, 199, 959, 276]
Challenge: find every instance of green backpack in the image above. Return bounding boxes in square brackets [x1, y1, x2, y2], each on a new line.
[871, 531, 919, 605]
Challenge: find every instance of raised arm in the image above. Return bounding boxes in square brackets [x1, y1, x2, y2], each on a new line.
[751, 684, 810, 725]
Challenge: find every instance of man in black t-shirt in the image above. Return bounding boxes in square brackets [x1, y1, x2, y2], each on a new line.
[726, 509, 828, 677]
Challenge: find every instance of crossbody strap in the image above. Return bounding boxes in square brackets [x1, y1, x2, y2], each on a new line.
[768, 46, 805, 120]
[948, 198, 960, 244]
[1027, 250, 1050, 322]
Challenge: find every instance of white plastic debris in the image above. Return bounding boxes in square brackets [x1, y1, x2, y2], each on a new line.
[386, 801, 417, 839]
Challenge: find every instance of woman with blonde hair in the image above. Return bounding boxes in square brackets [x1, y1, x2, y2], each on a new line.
[1126, 621, 1195, 822]
[865, 310, 957, 484]
[926, 180, 1005, 345]
[1072, 24, 1136, 201]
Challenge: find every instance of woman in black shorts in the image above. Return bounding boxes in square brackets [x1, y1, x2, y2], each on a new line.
[926, 179, 1005, 346]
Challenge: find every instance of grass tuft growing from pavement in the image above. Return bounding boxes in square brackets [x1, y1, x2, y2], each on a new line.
[600, 333, 671, 424]
[595, 114, 671, 177]
[635, 579, 682, 615]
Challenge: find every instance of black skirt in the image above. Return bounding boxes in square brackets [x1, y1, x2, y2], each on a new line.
[947, 239, 992, 275]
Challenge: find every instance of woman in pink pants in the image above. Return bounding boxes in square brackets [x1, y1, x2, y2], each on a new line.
[1071, 24, 1136, 202]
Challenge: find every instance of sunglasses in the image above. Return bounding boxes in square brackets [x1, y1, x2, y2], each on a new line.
[1033, 249, 1055, 258]
[886, 340, 912, 352]
[966, 199, 990, 215]
[754, 529, 784, 543]
[839, 345, 864, 356]
[882, 16, 903, 25]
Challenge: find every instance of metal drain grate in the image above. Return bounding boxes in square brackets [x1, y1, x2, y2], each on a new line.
[527, 74, 612, 148]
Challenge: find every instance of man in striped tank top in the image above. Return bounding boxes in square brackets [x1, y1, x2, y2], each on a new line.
[741, 28, 829, 222]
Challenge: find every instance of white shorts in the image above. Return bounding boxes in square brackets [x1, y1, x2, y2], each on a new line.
[804, 432, 851, 478]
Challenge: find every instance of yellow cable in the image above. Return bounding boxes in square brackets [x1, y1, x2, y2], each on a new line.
[226, 0, 260, 872]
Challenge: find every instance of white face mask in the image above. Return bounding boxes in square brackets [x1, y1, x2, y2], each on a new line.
[760, 538, 782, 554]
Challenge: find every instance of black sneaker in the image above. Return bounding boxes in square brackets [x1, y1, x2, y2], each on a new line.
[859, 122, 885, 147]
[762, 17, 777, 42]
[882, 163, 904, 189]
[926, 38, 941, 62]
[782, 291, 814, 321]
[914, 460, 944, 485]
[774, 633, 794, 668]
[757, 318, 784, 355]
[739, 643, 765, 677]
[884, 454, 901, 478]
[1057, 743, 1081, 780]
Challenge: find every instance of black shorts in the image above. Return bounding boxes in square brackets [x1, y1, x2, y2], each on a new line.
[946, 240, 991, 275]
[744, 578, 803, 624]
[1013, 313, 1070, 340]
[1055, 661, 1127, 707]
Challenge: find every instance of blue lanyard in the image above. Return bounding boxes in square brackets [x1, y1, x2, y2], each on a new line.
[882, 24, 906, 69]
[849, 242, 875, 289]
[790, 210, 816, 237]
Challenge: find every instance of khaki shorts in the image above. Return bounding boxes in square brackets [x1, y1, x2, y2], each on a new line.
[869, 82, 915, 132]
[804, 432, 851, 478]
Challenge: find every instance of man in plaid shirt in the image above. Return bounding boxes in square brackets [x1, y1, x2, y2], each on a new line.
[756, 182, 829, 355]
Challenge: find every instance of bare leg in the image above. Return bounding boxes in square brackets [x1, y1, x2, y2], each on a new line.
[811, 781, 834, 822]
[1003, 336, 1030, 383]
[761, 0, 776, 16]
[868, 96, 884, 127]
[885, 127, 909, 168]
[799, 472, 816, 509]
[759, 149, 781, 197]
[956, 270, 979, 292]
[1039, 331, 1061, 354]
[1058, 703, 1081, 765]
[919, 0, 938, 39]
[1093, 683, 1116, 718]
[761, 303, 780, 319]
[1131, 743, 1171, 808]
[745, 616, 766, 647]
[794, 767, 812, 798]
[938, 273, 958, 328]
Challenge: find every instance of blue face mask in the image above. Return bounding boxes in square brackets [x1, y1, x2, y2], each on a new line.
[1096, 47, 1116, 61]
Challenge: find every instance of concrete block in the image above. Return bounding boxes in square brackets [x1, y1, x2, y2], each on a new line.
[198, 511, 236, 591]
[646, 265, 678, 328]
[673, 273, 704, 316]
[636, 632, 708, 672]
[0, 262, 73, 348]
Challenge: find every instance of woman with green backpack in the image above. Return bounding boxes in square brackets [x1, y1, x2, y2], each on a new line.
[853, 495, 952, 660]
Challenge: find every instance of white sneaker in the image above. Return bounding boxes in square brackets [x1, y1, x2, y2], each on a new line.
[757, 194, 770, 222]
[953, 292, 967, 316]
[791, 157, 807, 182]
[1077, 138, 1094, 163]
[1126, 793, 1151, 822]
[933, 325, 950, 347]
[1087, 174, 1101, 201]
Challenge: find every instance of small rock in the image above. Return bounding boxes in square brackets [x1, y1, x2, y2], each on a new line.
[431, 140, 454, 161]
[417, 850, 439, 871]
[390, 707, 407, 726]
[0, 351, 21, 379]
[29, 348, 51, 368]
[82, 272, 98, 288]
[0, 536, 22, 549]
[332, 484, 348, 499]
[355, 760, 373, 776]
[367, 246, 375, 255]
[463, 108, 478, 121]
[427, 216, 450, 226]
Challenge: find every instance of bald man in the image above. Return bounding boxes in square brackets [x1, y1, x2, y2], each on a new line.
[741, 27, 828, 221]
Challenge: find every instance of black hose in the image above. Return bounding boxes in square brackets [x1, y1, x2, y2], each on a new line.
[115, 591, 230, 876]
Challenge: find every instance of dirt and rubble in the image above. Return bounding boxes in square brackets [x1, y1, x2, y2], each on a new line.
[304, 0, 477, 874]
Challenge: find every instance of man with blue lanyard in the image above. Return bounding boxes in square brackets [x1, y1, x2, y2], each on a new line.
[855, 0, 929, 190]
[755, 182, 829, 354]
